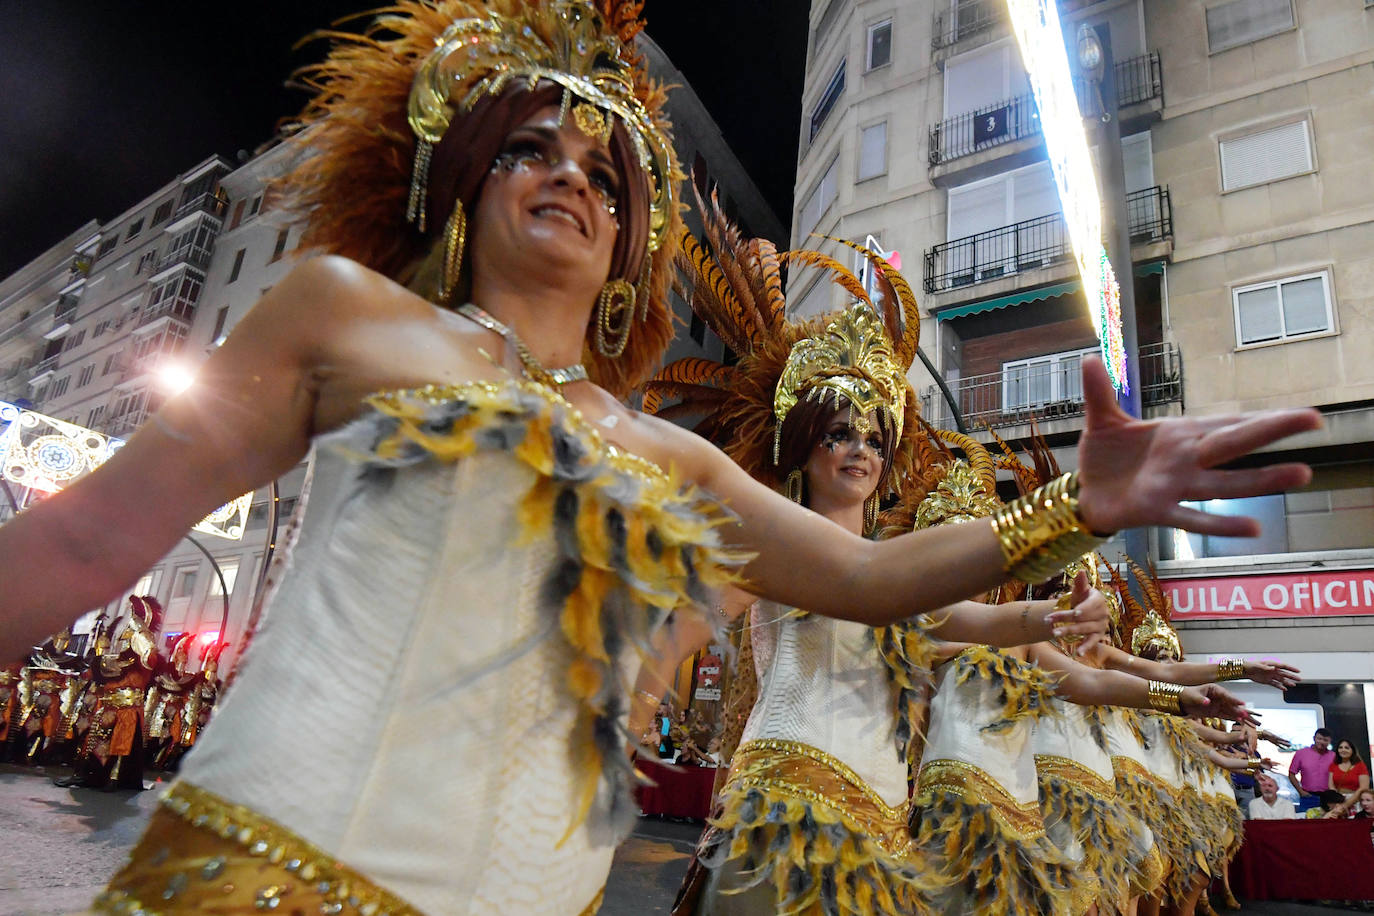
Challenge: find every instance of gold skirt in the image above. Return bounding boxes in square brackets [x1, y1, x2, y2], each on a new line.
[92, 782, 604, 915]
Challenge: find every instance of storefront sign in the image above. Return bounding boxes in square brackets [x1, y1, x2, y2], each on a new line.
[1161, 569, 1374, 620]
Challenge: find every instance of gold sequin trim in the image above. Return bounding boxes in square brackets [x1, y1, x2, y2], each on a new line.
[94, 781, 422, 916]
[727, 739, 911, 856]
[1034, 754, 1117, 801]
[916, 759, 1045, 840]
[579, 886, 605, 915]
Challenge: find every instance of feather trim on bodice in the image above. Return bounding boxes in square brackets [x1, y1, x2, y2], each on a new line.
[362, 379, 749, 839]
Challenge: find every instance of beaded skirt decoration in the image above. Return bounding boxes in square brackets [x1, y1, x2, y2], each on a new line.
[696, 739, 937, 916]
[94, 783, 607, 916]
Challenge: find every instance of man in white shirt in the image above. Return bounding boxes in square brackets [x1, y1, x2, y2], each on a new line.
[1249, 773, 1298, 820]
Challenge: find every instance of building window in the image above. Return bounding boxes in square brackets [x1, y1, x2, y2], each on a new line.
[813, 0, 845, 48]
[212, 306, 230, 343]
[1159, 494, 1288, 560]
[135, 251, 157, 275]
[1233, 270, 1333, 347]
[77, 364, 95, 388]
[208, 559, 240, 596]
[87, 405, 105, 428]
[64, 329, 86, 350]
[152, 199, 174, 225]
[125, 218, 144, 242]
[866, 19, 892, 71]
[1001, 346, 1099, 411]
[50, 376, 70, 398]
[798, 155, 840, 239]
[229, 199, 246, 230]
[810, 61, 846, 142]
[270, 228, 291, 263]
[857, 122, 888, 181]
[1219, 118, 1313, 192]
[102, 353, 117, 375]
[1205, 0, 1294, 54]
[172, 567, 198, 599]
[228, 249, 246, 283]
[96, 237, 118, 259]
[248, 195, 263, 217]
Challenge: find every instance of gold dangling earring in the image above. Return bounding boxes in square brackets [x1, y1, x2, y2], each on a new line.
[784, 468, 804, 505]
[594, 278, 636, 357]
[864, 494, 879, 535]
[438, 199, 467, 303]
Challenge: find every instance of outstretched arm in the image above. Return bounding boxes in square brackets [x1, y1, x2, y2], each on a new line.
[1099, 644, 1301, 690]
[691, 357, 1319, 630]
[1191, 720, 1248, 745]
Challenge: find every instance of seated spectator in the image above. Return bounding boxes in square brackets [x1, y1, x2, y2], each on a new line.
[1248, 773, 1297, 820]
[1290, 728, 1335, 813]
[1329, 738, 1370, 799]
[1325, 786, 1374, 820]
[1308, 789, 1347, 818]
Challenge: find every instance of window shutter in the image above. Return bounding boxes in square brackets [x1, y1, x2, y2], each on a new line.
[1280, 276, 1329, 336]
[858, 123, 887, 180]
[1220, 120, 1312, 191]
[1236, 285, 1282, 344]
[1206, 0, 1294, 53]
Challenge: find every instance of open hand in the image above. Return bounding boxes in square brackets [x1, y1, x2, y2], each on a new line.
[1247, 660, 1302, 691]
[1075, 357, 1320, 535]
[1044, 570, 1108, 655]
[1259, 729, 1294, 750]
[1180, 682, 1258, 725]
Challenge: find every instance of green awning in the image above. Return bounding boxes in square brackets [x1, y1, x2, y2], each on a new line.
[933, 260, 1167, 321]
[934, 280, 1079, 321]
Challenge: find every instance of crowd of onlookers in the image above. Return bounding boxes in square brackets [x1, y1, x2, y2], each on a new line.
[1242, 727, 1372, 827]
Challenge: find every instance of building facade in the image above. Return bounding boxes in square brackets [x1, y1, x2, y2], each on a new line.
[794, 0, 1374, 749]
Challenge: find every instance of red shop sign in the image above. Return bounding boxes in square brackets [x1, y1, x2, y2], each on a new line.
[1161, 569, 1374, 620]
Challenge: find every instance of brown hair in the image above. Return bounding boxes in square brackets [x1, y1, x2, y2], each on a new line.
[775, 395, 898, 508]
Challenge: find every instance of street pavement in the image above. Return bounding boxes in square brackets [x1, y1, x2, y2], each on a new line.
[0, 764, 1362, 915]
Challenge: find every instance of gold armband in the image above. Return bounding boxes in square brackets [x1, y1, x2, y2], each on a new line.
[1216, 658, 1246, 681]
[1145, 680, 1184, 715]
[990, 472, 1108, 584]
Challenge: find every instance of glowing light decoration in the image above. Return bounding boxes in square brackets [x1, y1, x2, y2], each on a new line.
[1004, 0, 1128, 392]
[0, 400, 251, 539]
[192, 492, 253, 541]
[0, 401, 123, 493]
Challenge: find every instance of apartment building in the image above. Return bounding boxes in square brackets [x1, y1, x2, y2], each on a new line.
[793, 0, 1374, 737]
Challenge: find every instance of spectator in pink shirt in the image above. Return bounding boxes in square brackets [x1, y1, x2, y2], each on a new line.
[1290, 727, 1335, 812]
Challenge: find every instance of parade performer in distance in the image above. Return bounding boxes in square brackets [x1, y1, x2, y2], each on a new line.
[144, 633, 199, 771]
[57, 596, 161, 790]
[0, 1, 1321, 913]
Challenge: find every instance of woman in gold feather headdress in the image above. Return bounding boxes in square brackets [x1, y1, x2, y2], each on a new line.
[638, 196, 1124, 916]
[0, 1, 1320, 913]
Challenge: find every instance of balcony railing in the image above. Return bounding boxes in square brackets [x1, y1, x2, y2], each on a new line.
[925, 341, 1183, 432]
[929, 52, 1163, 166]
[932, 0, 1003, 50]
[53, 292, 80, 323]
[923, 185, 1171, 294]
[136, 299, 197, 329]
[157, 242, 214, 273]
[173, 191, 228, 222]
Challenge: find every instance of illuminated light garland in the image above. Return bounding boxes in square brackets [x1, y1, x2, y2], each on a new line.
[1005, 0, 1128, 393]
[0, 399, 250, 540]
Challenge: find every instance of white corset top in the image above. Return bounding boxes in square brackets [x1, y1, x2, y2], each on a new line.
[737, 603, 906, 808]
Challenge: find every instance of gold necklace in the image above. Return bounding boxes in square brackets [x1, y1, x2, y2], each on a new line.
[457, 303, 589, 387]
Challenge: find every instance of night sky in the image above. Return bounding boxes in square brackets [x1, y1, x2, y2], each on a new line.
[0, 1, 807, 279]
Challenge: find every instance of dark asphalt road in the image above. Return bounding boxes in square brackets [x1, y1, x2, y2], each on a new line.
[0, 765, 1360, 915]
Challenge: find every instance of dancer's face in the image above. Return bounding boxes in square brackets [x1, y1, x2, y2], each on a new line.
[472, 105, 621, 291]
[804, 410, 885, 511]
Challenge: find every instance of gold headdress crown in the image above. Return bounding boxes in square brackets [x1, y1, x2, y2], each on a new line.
[914, 459, 1002, 529]
[405, 0, 675, 252]
[771, 304, 908, 464]
[1108, 558, 1183, 660]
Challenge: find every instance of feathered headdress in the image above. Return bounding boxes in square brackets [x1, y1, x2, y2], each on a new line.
[277, 0, 683, 397]
[642, 184, 924, 493]
[1108, 558, 1183, 660]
